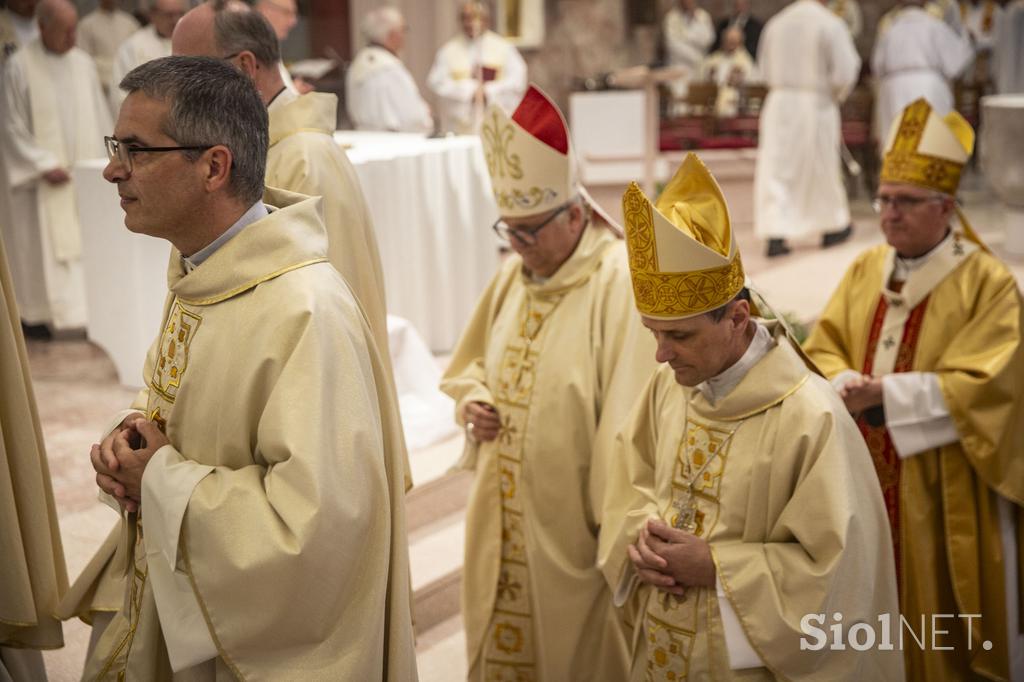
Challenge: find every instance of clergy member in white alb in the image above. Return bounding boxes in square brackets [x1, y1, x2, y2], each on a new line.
[872, 0, 973, 155]
[427, 1, 526, 134]
[662, 0, 715, 105]
[754, 0, 860, 257]
[0, 0, 38, 62]
[0, 0, 112, 332]
[108, 0, 186, 114]
[76, 0, 139, 95]
[347, 7, 432, 134]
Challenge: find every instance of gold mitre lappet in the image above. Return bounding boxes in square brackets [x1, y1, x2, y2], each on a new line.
[880, 97, 974, 197]
[480, 84, 576, 218]
[623, 153, 746, 319]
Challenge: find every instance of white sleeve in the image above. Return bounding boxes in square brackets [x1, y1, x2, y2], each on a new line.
[829, 369, 862, 393]
[426, 48, 477, 102]
[140, 445, 218, 671]
[717, 577, 763, 669]
[881, 371, 960, 459]
[0, 56, 60, 187]
[374, 67, 434, 133]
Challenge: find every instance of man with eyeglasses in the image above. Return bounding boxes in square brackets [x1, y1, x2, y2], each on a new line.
[805, 98, 1024, 681]
[0, 0, 111, 337]
[72, 55, 416, 680]
[440, 86, 655, 681]
[107, 0, 187, 113]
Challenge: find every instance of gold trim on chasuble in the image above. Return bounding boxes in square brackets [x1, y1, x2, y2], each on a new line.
[95, 300, 202, 680]
[482, 292, 564, 681]
[644, 419, 733, 682]
[623, 185, 745, 319]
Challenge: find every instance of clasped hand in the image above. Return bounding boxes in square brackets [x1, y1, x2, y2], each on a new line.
[90, 414, 169, 513]
[839, 374, 883, 414]
[627, 518, 716, 597]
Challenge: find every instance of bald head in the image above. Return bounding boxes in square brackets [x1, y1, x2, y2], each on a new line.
[37, 0, 76, 54]
[172, 1, 283, 105]
[172, 2, 220, 57]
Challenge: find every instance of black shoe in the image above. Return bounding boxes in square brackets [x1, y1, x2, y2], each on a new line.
[766, 239, 791, 257]
[822, 224, 853, 248]
[21, 321, 52, 340]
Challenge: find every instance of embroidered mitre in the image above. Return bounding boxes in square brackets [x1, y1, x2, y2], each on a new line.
[622, 153, 746, 319]
[480, 84, 577, 218]
[880, 97, 974, 197]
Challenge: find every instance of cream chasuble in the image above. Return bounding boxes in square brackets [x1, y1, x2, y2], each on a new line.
[804, 237, 1024, 682]
[440, 224, 657, 681]
[79, 190, 416, 681]
[265, 88, 410, 489]
[599, 322, 904, 681]
[0, 232, 68, 677]
[345, 45, 433, 134]
[0, 39, 110, 329]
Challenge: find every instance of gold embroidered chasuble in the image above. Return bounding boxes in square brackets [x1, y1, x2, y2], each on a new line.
[599, 323, 904, 681]
[440, 224, 657, 681]
[804, 238, 1024, 682]
[79, 190, 416, 681]
[0, 231, 67, 653]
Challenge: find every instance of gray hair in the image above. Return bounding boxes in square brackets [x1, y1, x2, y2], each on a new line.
[212, 3, 281, 67]
[361, 6, 403, 44]
[119, 56, 268, 204]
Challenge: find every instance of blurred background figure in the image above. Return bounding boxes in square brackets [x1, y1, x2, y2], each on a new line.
[710, 0, 761, 58]
[700, 25, 758, 117]
[347, 6, 432, 134]
[960, 0, 1003, 86]
[754, 0, 860, 257]
[75, 0, 139, 97]
[828, 0, 864, 38]
[108, 0, 187, 114]
[427, 1, 526, 135]
[872, 0, 973, 155]
[0, 0, 39, 62]
[0, 0, 111, 336]
[662, 0, 714, 113]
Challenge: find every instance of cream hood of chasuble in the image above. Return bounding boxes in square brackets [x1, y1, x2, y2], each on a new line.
[481, 84, 617, 227]
[880, 97, 990, 249]
[622, 153, 748, 320]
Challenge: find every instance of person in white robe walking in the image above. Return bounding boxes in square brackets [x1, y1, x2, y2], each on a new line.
[872, 0, 973, 155]
[753, 0, 860, 257]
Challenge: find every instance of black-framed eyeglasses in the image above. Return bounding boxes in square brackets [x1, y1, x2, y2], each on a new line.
[104, 136, 215, 174]
[871, 194, 943, 214]
[492, 202, 571, 246]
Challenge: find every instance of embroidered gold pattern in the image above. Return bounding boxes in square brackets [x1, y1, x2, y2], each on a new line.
[481, 293, 563, 681]
[495, 187, 559, 212]
[642, 419, 733, 681]
[881, 100, 963, 195]
[623, 184, 745, 318]
[482, 109, 524, 181]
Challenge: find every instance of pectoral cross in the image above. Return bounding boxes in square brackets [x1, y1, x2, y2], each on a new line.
[672, 492, 697, 532]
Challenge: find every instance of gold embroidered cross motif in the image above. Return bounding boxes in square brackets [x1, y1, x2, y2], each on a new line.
[883, 336, 896, 350]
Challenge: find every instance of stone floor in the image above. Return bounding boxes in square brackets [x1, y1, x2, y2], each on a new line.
[29, 174, 1023, 681]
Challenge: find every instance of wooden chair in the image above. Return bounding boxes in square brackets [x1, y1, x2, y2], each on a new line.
[660, 81, 718, 150]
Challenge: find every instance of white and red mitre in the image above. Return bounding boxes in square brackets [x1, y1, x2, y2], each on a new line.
[480, 85, 577, 218]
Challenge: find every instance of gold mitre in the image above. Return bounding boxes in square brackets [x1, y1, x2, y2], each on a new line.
[880, 98, 975, 197]
[622, 153, 745, 319]
[480, 85, 576, 218]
